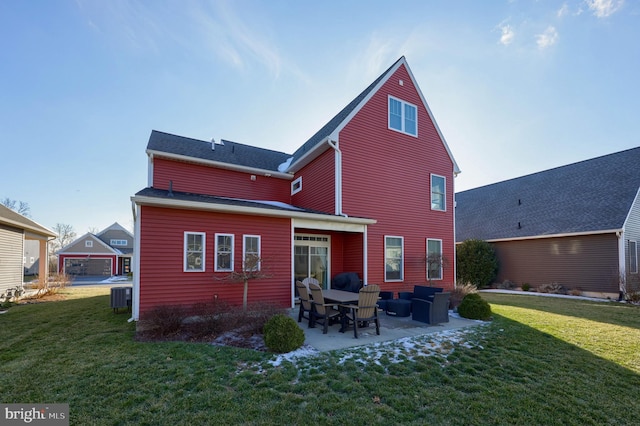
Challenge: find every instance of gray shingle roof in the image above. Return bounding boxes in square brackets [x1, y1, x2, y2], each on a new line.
[0, 204, 56, 238]
[147, 130, 292, 172]
[290, 57, 404, 164]
[455, 147, 640, 242]
[135, 187, 334, 216]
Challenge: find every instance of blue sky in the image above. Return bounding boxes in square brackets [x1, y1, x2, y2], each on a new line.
[1, 0, 638, 235]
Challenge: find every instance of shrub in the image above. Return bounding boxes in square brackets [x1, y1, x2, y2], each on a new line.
[569, 288, 582, 297]
[263, 314, 305, 353]
[457, 293, 492, 321]
[143, 305, 186, 336]
[538, 282, 567, 294]
[497, 280, 516, 290]
[521, 283, 531, 291]
[456, 239, 499, 288]
[450, 283, 478, 309]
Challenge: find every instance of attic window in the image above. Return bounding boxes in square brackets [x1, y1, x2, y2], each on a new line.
[110, 239, 127, 246]
[291, 176, 302, 195]
[389, 96, 417, 137]
[85, 241, 93, 248]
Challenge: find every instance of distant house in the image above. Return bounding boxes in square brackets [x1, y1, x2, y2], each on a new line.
[131, 56, 460, 321]
[57, 223, 133, 277]
[455, 147, 640, 298]
[0, 204, 56, 299]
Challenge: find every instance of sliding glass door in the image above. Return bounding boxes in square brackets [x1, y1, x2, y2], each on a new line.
[294, 234, 330, 289]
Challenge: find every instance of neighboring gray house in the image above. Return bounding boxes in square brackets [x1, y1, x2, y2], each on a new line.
[57, 222, 133, 277]
[455, 147, 640, 299]
[0, 204, 57, 299]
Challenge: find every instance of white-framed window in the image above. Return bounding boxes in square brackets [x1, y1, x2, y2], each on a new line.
[243, 235, 261, 271]
[427, 239, 443, 281]
[291, 176, 302, 195]
[385, 236, 404, 281]
[110, 239, 128, 246]
[85, 240, 93, 248]
[431, 174, 446, 211]
[388, 96, 417, 136]
[184, 232, 205, 272]
[630, 240, 638, 274]
[215, 233, 234, 272]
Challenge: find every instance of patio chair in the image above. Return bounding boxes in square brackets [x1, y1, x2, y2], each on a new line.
[295, 280, 312, 323]
[412, 291, 451, 325]
[302, 277, 319, 286]
[340, 284, 381, 338]
[308, 283, 341, 334]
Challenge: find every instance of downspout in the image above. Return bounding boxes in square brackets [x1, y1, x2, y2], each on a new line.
[129, 201, 141, 322]
[617, 230, 625, 300]
[327, 138, 369, 284]
[326, 139, 345, 217]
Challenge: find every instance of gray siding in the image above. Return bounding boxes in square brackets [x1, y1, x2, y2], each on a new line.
[0, 224, 24, 296]
[623, 189, 640, 290]
[492, 233, 619, 294]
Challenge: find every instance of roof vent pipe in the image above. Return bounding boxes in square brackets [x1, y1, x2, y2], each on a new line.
[211, 138, 215, 150]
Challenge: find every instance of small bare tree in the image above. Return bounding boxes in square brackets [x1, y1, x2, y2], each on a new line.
[220, 255, 271, 311]
[425, 253, 449, 286]
[48, 223, 77, 273]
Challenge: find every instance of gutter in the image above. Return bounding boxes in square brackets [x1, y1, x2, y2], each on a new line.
[326, 138, 346, 217]
[146, 149, 293, 180]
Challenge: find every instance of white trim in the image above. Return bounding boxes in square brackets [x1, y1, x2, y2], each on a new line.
[430, 174, 446, 212]
[426, 238, 443, 281]
[457, 228, 624, 244]
[215, 233, 234, 272]
[132, 203, 141, 320]
[291, 176, 302, 195]
[388, 95, 418, 137]
[384, 235, 404, 282]
[363, 226, 368, 285]
[147, 150, 293, 180]
[132, 194, 376, 226]
[243, 234, 261, 271]
[292, 218, 369, 233]
[184, 232, 206, 272]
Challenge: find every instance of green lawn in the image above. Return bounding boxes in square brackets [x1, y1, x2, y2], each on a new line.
[2, 288, 640, 425]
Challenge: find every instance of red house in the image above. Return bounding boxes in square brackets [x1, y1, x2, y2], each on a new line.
[131, 57, 460, 321]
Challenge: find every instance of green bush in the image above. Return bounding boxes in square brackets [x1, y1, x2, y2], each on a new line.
[458, 293, 492, 321]
[521, 283, 531, 291]
[456, 239, 499, 288]
[263, 314, 305, 353]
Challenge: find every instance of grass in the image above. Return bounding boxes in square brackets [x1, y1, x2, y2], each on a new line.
[1, 288, 640, 425]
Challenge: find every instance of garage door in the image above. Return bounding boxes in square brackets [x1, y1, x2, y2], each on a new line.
[64, 258, 112, 276]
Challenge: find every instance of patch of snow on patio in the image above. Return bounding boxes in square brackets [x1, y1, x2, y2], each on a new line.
[262, 325, 487, 374]
[100, 276, 131, 284]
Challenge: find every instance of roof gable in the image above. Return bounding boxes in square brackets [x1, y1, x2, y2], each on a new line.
[58, 233, 119, 254]
[0, 204, 56, 238]
[289, 56, 460, 174]
[456, 147, 640, 241]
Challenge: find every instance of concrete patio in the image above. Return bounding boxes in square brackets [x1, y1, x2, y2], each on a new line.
[289, 308, 482, 352]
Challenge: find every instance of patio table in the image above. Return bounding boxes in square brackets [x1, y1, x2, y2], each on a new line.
[322, 289, 360, 304]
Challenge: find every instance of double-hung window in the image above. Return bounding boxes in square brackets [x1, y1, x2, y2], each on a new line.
[243, 235, 261, 271]
[427, 239, 443, 281]
[431, 174, 446, 211]
[215, 233, 234, 271]
[184, 232, 205, 272]
[385, 236, 404, 281]
[389, 96, 417, 136]
[630, 240, 638, 274]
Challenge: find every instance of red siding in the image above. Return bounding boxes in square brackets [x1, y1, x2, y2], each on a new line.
[340, 64, 455, 293]
[138, 206, 291, 317]
[153, 157, 291, 202]
[291, 149, 335, 213]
